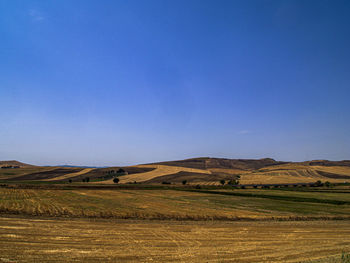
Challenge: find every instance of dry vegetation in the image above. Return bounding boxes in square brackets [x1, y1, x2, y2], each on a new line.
[1, 183, 350, 262]
[1, 187, 350, 220]
[98, 164, 211, 184]
[0, 217, 349, 262]
[1, 158, 350, 185]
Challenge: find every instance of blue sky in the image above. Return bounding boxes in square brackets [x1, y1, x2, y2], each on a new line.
[1, 0, 349, 166]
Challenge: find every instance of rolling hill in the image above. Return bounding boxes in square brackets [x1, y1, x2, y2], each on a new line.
[1, 157, 350, 185]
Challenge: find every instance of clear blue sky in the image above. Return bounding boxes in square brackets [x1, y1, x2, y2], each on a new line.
[1, 0, 349, 166]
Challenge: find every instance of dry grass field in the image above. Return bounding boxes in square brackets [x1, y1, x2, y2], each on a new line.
[98, 164, 211, 184]
[1, 186, 350, 262]
[43, 168, 94, 181]
[1, 187, 350, 220]
[0, 217, 349, 262]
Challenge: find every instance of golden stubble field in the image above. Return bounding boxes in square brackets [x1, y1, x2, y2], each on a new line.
[1, 186, 350, 262]
[0, 217, 349, 262]
[1, 187, 350, 220]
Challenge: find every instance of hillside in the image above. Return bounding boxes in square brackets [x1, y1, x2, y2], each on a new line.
[1, 157, 350, 185]
[0, 160, 34, 168]
[152, 157, 287, 170]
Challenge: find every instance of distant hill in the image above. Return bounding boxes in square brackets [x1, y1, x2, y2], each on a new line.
[301, 160, 350, 167]
[0, 160, 34, 168]
[151, 157, 287, 170]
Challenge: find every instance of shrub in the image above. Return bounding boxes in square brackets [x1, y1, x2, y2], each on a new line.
[253, 185, 258, 189]
[220, 180, 226, 185]
[182, 180, 187, 185]
[86, 177, 90, 183]
[325, 181, 331, 187]
[162, 181, 171, 185]
[240, 185, 246, 189]
[195, 184, 201, 189]
[68, 179, 72, 183]
[82, 178, 86, 182]
[113, 178, 119, 184]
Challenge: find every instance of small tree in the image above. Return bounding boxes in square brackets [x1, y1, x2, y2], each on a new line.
[220, 179, 226, 185]
[113, 177, 119, 184]
[182, 180, 187, 185]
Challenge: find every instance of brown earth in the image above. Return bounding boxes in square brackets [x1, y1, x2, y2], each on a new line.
[11, 168, 83, 180]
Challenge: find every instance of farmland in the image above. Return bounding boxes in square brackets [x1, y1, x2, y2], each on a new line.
[0, 217, 350, 262]
[1, 157, 350, 262]
[2, 158, 350, 185]
[1, 186, 350, 220]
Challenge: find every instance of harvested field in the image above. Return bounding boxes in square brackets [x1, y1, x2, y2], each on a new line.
[143, 171, 236, 184]
[98, 165, 211, 184]
[1, 188, 350, 220]
[72, 166, 156, 182]
[240, 165, 350, 185]
[43, 168, 94, 181]
[10, 168, 83, 181]
[0, 167, 56, 180]
[0, 217, 349, 262]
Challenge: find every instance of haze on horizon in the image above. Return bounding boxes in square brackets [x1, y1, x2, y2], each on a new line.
[1, 0, 350, 166]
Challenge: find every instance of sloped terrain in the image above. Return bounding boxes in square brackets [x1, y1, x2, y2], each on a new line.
[153, 157, 286, 170]
[0, 160, 34, 168]
[11, 168, 83, 181]
[98, 165, 211, 184]
[1, 158, 350, 185]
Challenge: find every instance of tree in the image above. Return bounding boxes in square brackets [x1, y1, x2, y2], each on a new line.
[82, 178, 86, 182]
[86, 177, 90, 183]
[220, 179, 226, 185]
[182, 180, 187, 185]
[113, 177, 119, 184]
[325, 181, 331, 187]
[68, 179, 72, 183]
